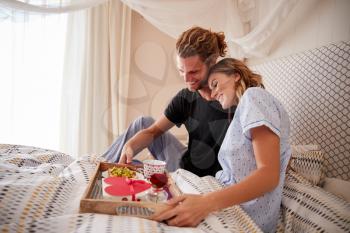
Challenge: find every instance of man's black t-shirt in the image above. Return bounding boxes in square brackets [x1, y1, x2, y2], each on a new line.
[164, 88, 235, 177]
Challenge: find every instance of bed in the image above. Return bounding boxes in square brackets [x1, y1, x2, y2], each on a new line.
[0, 144, 261, 233]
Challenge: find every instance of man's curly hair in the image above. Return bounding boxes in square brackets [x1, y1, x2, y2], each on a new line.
[176, 26, 227, 64]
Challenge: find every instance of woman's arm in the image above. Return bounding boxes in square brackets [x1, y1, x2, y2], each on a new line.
[203, 126, 280, 211]
[119, 114, 175, 164]
[152, 125, 280, 227]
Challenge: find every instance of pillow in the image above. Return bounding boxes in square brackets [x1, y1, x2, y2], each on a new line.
[289, 145, 325, 186]
[285, 169, 313, 186]
[322, 177, 350, 203]
[280, 180, 350, 233]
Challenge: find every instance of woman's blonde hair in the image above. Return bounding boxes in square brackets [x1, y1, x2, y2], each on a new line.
[176, 26, 227, 65]
[207, 58, 264, 100]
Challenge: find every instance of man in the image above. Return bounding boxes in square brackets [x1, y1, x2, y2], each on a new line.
[103, 26, 235, 177]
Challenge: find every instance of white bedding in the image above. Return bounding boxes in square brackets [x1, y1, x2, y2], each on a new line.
[0, 144, 261, 233]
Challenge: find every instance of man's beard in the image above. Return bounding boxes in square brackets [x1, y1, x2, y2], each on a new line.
[197, 79, 208, 90]
[188, 80, 206, 92]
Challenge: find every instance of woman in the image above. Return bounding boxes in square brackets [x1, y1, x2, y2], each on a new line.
[153, 58, 291, 233]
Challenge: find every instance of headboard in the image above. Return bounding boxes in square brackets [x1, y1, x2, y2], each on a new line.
[251, 41, 350, 181]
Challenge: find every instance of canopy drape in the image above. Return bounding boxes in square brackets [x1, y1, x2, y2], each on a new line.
[1, 0, 300, 58]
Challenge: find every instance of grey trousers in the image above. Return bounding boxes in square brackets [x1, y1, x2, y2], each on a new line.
[101, 116, 186, 172]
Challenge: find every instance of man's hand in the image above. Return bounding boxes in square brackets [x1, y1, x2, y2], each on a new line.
[119, 145, 134, 164]
[152, 194, 212, 227]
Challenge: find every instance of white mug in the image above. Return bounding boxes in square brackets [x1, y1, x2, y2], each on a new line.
[143, 159, 166, 179]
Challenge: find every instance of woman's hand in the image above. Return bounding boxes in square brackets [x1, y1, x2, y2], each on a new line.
[152, 194, 213, 227]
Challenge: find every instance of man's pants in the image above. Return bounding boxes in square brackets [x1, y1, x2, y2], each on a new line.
[101, 116, 186, 172]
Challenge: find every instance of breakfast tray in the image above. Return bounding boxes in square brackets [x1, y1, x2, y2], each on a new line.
[79, 162, 181, 219]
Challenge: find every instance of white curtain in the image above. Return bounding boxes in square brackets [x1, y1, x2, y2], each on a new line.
[1, 0, 132, 157]
[60, 1, 132, 157]
[1, 0, 301, 58]
[0, 0, 108, 15]
[0, 4, 67, 151]
[120, 0, 300, 58]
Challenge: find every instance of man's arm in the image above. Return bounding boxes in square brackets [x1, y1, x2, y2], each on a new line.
[119, 114, 175, 164]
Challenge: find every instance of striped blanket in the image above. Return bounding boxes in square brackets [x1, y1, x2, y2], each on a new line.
[0, 144, 261, 233]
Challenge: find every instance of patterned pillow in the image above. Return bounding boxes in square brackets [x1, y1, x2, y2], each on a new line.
[288, 145, 325, 186]
[278, 176, 350, 233]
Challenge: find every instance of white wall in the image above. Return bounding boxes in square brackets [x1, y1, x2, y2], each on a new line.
[127, 12, 186, 140]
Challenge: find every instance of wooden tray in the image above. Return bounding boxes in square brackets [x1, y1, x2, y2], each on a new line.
[80, 162, 181, 219]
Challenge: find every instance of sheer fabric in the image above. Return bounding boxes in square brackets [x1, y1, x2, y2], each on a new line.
[1, 0, 301, 58]
[0, 0, 131, 157]
[0, 8, 67, 151]
[60, 1, 132, 157]
[0, 0, 108, 15]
